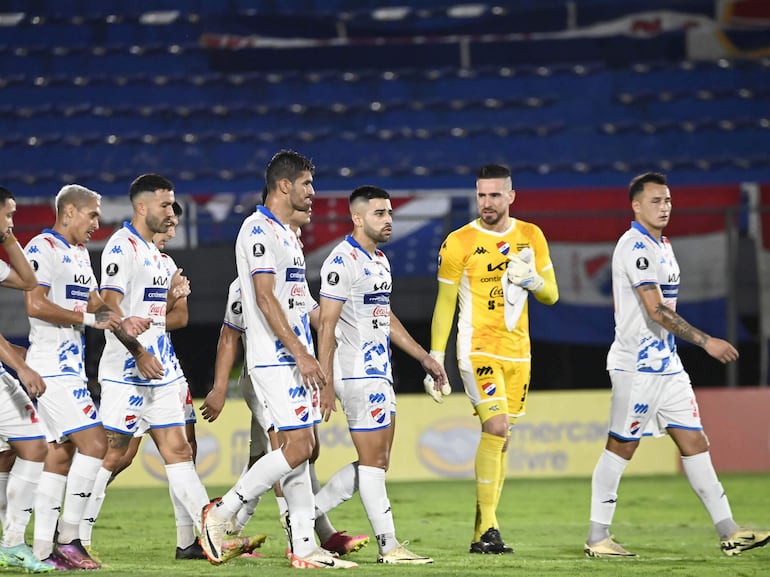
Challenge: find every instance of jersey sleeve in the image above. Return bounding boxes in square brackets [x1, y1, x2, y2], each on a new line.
[222, 281, 245, 332]
[0, 259, 9, 283]
[319, 250, 354, 302]
[529, 224, 554, 274]
[618, 236, 659, 288]
[240, 225, 278, 277]
[24, 236, 56, 287]
[100, 236, 134, 295]
[437, 232, 465, 285]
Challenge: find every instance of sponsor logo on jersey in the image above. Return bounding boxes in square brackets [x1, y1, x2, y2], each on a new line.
[285, 267, 305, 282]
[489, 286, 504, 298]
[373, 281, 391, 291]
[487, 260, 507, 272]
[65, 284, 90, 301]
[290, 284, 306, 297]
[482, 381, 496, 396]
[476, 366, 493, 376]
[363, 292, 389, 305]
[372, 305, 389, 317]
[144, 287, 168, 301]
[474, 246, 489, 255]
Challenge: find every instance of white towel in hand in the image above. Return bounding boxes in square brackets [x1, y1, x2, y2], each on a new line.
[502, 247, 533, 331]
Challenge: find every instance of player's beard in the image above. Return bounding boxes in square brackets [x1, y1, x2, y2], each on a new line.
[146, 212, 169, 234]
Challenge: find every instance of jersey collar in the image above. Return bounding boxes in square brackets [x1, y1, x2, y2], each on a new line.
[123, 221, 152, 249]
[257, 205, 287, 230]
[345, 234, 374, 259]
[42, 228, 71, 248]
[631, 221, 665, 245]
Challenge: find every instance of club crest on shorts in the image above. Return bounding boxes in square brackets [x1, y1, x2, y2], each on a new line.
[371, 407, 386, 424]
[295, 405, 309, 422]
[482, 382, 496, 396]
[82, 403, 98, 420]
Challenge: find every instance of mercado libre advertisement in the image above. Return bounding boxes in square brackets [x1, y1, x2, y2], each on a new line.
[114, 390, 686, 488]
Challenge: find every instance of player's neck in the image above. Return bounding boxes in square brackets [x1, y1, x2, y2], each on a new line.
[352, 231, 377, 254]
[52, 223, 77, 245]
[130, 218, 155, 243]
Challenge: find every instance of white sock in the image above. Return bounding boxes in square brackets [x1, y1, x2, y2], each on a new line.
[164, 461, 209, 533]
[281, 461, 316, 558]
[58, 453, 103, 545]
[314, 461, 358, 517]
[0, 471, 9, 529]
[358, 465, 396, 554]
[588, 449, 629, 543]
[169, 482, 196, 548]
[218, 450, 292, 518]
[79, 467, 112, 547]
[681, 452, 737, 537]
[3, 459, 44, 547]
[309, 464, 336, 543]
[234, 495, 260, 534]
[33, 471, 67, 559]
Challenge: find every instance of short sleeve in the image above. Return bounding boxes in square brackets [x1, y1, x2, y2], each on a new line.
[320, 251, 354, 301]
[100, 237, 134, 294]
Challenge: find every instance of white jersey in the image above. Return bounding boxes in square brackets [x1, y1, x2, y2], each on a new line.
[235, 206, 313, 369]
[24, 229, 98, 379]
[607, 221, 683, 375]
[319, 235, 393, 382]
[99, 222, 176, 386]
[0, 259, 9, 283]
[158, 252, 183, 379]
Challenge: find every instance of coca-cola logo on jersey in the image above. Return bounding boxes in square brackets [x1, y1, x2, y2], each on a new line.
[489, 286, 504, 298]
[372, 306, 389, 317]
[290, 284, 306, 297]
[148, 303, 166, 316]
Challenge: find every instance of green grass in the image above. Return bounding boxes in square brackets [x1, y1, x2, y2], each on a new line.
[49, 473, 770, 576]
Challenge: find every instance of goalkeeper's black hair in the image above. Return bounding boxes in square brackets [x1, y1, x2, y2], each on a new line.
[628, 172, 667, 201]
[477, 164, 511, 181]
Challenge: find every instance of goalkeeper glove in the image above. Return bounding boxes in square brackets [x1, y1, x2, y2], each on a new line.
[423, 350, 452, 403]
[506, 251, 544, 292]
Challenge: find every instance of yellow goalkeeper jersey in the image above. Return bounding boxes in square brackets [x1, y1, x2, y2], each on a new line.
[436, 217, 553, 360]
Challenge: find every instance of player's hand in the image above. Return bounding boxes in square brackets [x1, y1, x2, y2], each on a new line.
[170, 269, 191, 299]
[200, 387, 226, 422]
[93, 309, 122, 331]
[120, 316, 152, 337]
[422, 350, 451, 403]
[506, 254, 544, 292]
[704, 337, 739, 364]
[295, 351, 327, 392]
[319, 381, 337, 422]
[135, 351, 165, 380]
[17, 364, 46, 398]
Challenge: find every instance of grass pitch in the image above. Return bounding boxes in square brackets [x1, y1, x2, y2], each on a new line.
[52, 473, 770, 576]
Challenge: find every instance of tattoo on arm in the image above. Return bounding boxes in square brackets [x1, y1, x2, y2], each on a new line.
[654, 303, 708, 346]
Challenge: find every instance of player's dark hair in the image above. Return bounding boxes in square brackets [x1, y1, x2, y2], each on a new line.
[129, 174, 174, 202]
[264, 150, 315, 200]
[628, 172, 667, 201]
[477, 164, 512, 181]
[349, 185, 390, 205]
[0, 186, 15, 206]
[172, 201, 183, 217]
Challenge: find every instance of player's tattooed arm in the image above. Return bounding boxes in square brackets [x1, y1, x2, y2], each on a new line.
[653, 301, 709, 346]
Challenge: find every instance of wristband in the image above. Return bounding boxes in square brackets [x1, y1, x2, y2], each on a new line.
[82, 312, 96, 327]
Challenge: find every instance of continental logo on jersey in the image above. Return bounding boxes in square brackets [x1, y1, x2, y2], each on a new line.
[65, 285, 90, 301]
[635, 256, 649, 270]
[285, 267, 305, 282]
[363, 292, 389, 305]
[143, 287, 168, 301]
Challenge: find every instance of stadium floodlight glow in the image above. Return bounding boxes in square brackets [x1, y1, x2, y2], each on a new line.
[371, 7, 410, 20]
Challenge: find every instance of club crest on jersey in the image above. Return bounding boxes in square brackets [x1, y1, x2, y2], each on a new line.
[294, 405, 310, 422]
[82, 404, 98, 420]
[482, 382, 496, 396]
[496, 241, 510, 256]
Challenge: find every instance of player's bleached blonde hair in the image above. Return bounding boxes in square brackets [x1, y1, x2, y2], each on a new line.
[54, 184, 101, 213]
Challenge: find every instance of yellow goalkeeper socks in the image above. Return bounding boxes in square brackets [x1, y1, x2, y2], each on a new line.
[473, 432, 506, 541]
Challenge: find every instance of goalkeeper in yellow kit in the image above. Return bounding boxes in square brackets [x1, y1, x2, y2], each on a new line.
[425, 164, 559, 554]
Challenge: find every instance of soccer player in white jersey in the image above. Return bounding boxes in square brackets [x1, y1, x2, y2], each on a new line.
[23, 184, 151, 570]
[0, 185, 56, 573]
[200, 150, 356, 569]
[315, 185, 448, 565]
[585, 172, 770, 558]
[200, 214, 368, 557]
[94, 174, 211, 558]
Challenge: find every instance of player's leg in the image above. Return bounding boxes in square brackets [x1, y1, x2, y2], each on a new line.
[0, 442, 15, 529]
[664, 373, 770, 556]
[585, 371, 650, 558]
[459, 356, 511, 553]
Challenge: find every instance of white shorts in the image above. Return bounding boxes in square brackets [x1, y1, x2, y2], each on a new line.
[335, 376, 393, 432]
[0, 372, 46, 442]
[35, 374, 102, 443]
[248, 365, 319, 432]
[99, 379, 185, 435]
[607, 370, 702, 441]
[240, 369, 270, 456]
[180, 378, 196, 424]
